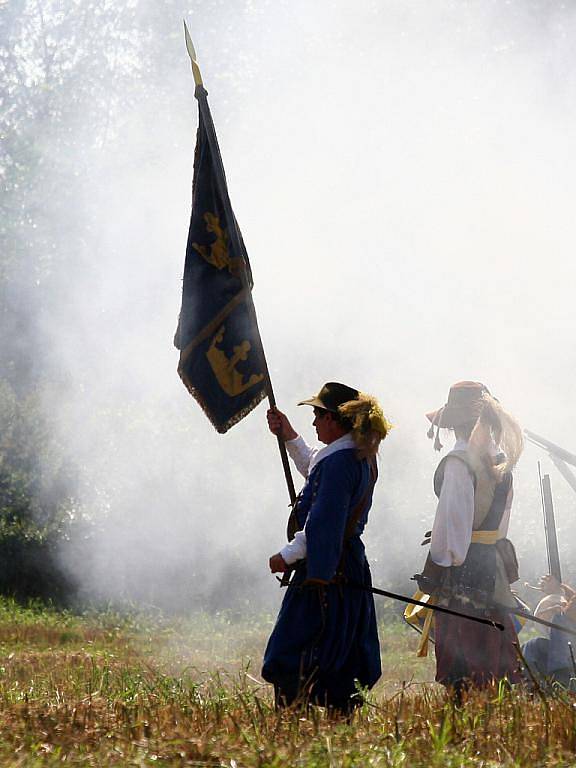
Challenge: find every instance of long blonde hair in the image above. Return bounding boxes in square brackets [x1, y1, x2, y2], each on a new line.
[338, 393, 392, 459]
[468, 393, 524, 478]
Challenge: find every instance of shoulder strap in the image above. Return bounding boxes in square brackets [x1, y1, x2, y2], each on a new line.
[334, 457, 378, 579]
[343, 456, 378, 542]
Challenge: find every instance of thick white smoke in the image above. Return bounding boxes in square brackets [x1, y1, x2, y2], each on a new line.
[30, 0, 576, 609]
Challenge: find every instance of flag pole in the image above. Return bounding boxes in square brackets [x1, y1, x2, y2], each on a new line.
[183, 22, 297, 506]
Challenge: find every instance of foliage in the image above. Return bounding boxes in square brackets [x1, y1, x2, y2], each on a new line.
[0, 380, 84, 603]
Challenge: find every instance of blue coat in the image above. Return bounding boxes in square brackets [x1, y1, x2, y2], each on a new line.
[262, 448, 381, 708]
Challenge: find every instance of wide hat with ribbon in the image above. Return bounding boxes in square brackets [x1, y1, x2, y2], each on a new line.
[426, 380, 490, 429]
[298, 381, 359, 412]
[426, 380, 491, 451]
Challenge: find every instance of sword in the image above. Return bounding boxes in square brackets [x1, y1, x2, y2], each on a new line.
[278, 572, 504, 630]
[413, 576, 576, 639]
[350, 583, 505, 631]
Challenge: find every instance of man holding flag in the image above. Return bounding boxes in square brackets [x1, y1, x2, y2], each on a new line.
[262, 383, 391, 713]
[172, 43, 388, 707]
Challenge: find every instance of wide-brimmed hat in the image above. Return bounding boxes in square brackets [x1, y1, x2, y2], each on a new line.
[426, 381, 490, 430]
[298, 382, 359, 412]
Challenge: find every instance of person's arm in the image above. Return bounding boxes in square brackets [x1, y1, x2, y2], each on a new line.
[563, 583, 576, 599]
[538, 574, 575, 600]
[430, 456, 475, 567]
[269, 530, 308, 572]
[535, 594, 565, 621]
[285, 436, 316, 478]
[269, 552, 287, 573]
[305, 453, 356, 583]
[266, 407, 316, 477]
[279, 530, 307, 565]
[539, 574, 563, 595]
[563, 595, 576, 623]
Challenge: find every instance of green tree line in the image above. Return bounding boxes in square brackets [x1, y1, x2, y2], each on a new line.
[0, 0, 155, 602]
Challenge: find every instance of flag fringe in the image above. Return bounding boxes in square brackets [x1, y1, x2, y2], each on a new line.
[178, 367, 267, 434]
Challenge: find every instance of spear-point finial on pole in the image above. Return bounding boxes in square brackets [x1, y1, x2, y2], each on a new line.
[183, 20, 203, 87]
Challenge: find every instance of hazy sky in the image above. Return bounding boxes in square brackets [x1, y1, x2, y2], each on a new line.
[33, 0, 576, 609]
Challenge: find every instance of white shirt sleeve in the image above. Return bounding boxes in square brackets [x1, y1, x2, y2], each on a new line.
[285, 435, 317, 478]
[430, 456, 475, 567]
[277, 437, 317, 565]
[280, 529, 307, 565]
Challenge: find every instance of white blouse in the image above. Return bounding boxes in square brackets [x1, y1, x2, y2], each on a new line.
[430, 439, 513, 567]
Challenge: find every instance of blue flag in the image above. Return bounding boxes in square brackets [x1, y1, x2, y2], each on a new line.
[175, 92, 267, 433]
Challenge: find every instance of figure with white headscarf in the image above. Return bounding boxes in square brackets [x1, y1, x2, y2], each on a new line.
[262, 382, 391, 713]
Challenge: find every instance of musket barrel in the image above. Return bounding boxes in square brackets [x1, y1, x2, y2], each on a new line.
[541, 473, 562, 583]
[525, 429, 576, 468]
[550, 454, 576, 494]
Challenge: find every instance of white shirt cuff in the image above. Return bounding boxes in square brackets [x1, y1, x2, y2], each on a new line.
[280, 529, 307, 565]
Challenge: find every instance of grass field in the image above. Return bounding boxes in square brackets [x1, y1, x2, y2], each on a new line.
[0, 598, 573, 766]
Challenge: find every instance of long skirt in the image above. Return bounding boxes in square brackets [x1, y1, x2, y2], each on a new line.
[435, 604, 520, 689]
[261, 538, 381, 710]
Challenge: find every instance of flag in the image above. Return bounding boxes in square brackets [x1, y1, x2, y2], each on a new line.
[175, 91, 267, 433]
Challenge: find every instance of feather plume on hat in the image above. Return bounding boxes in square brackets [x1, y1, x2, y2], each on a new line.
[338, 393, 393, 459]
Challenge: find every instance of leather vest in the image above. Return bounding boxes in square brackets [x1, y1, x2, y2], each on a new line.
[431, 450, 515, 598]
[434, 450, 512, 532]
